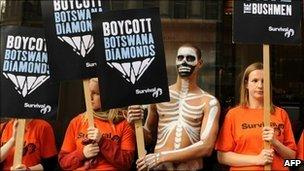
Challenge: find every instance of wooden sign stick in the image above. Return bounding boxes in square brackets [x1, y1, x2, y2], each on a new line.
[13, 119, 26, 167]
[83, 79, 94, 128]
[134, 119, 146, 159]
[263, 44, 271, 171]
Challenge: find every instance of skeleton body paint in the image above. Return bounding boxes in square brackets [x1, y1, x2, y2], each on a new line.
[176, 46, 199, 77]
[135, 44, 220, 171]
[153, 79, 219, 170]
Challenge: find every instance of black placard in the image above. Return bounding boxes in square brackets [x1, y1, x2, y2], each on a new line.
[0, 26, 59, 120]
[41, 0, 105, 80]
[92, 8, 170, 110]
[233, 0, 302, 44]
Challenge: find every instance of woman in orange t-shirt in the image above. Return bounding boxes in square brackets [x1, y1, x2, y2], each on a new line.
[0, 119, 58, 171]
[58, 78, 136, 170]
[215, 62, 297, 170]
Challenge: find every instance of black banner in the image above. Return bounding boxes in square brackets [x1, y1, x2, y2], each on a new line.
[41, 0, 105, 80]
[92, 8, 170, 110]
[233, 0, 302, 44]
[0, 26, 59, 120]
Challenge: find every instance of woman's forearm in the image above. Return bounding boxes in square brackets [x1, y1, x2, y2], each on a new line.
[0, 137, 15, 162]
[28, 164, 43, 170]
[217, 151, 260, 167]
[272, 139, 296, 159]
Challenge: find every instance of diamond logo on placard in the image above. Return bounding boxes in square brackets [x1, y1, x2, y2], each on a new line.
[58, 35, 94, 57]
[3, 73, 50, 97]
[107, 57, 155, 84]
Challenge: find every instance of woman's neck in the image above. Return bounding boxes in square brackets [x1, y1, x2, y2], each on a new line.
[248, 97, 263, 109]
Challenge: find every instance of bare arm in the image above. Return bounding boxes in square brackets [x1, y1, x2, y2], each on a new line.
[1, 121, 17, 163]
[28, 164, 43, 170]
[262, 127, 296, 159]
[0, 137, 15, 162]
[10, 163, 43, 170]
[143, 104, 159, 146]
[272, 139, 295, 159]
[217, 149, 274, 167]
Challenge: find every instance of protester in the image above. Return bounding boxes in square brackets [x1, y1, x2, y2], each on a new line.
[58, 78, 136, 170]
[0, 119, 57, 170]
[216, 62, 297, 170]
[127, 44, 220, 170]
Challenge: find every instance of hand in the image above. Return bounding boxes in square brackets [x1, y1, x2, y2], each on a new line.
[83, 143, 100, 159]
[256, 149, 274, 165]
[136, 153, 162, 171]
[125, 105, 144, 124]
[87, 127, 101, 143]
[10, 164, 27, 170]
[262, 126, 275, 143]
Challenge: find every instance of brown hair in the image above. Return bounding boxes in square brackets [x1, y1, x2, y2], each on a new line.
[239, 62, 274, 112]
[179, 43, 202, 59]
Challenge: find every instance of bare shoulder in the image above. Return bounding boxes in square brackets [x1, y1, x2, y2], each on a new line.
[199, 89, 219, 105]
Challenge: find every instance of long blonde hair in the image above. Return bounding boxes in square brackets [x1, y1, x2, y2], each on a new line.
[239, 62, 275, 112]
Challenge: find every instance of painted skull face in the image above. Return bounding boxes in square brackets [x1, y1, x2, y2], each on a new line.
[176, 47, 199, 77]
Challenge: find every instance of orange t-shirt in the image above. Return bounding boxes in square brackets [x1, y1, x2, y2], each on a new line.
[215, 106, 297, 171]
[297, 131, 304, 160]
[0, 119, 57, 170]
[60, 114, 135, 170]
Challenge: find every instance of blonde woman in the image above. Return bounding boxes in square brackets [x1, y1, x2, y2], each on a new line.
[58, 78, 136, 170]
[216, 62, 297, 170]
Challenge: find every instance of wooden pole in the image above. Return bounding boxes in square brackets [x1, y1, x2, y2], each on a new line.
[134, 119, 146, 158]
[13, 119, 26, 167]
[83, 79, 94, 128]
[263, 44, 271, 171]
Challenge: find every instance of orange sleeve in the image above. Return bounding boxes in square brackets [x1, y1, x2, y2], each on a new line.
[297, 131, 304, 160]
[0, 122, 10, 142]
[120, 121, 136, 151]
[281, 109, 297, 151]
[61, 118, 77, 152]
[59, 117, 86, 170]
[215, 111, 235, 152]
[40, 122, 57, 158]
[97, 121, 136, 170]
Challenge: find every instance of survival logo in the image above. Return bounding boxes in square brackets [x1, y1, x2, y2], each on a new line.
[0, 26, 59, 120]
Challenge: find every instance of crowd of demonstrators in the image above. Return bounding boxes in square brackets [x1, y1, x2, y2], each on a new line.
[216, 63, 297, 171]
[1, 47, 303, 171]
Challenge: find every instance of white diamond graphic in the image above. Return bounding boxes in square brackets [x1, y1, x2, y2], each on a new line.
[121, 63, 131, 77]
[2, 73, 50, 97]
[58, 35, 94, 57]
[137, 58, 154, 81]
[107, 57, 155, 84]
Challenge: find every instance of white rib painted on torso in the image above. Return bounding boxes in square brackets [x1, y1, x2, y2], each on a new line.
[155, 80, 206, 150]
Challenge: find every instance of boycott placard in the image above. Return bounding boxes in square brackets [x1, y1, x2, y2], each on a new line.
[233, 0, 301, 44]
[0, 26, 59, 120]
[92, 8, 170, 110]
[41, 0, 105, 80]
